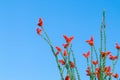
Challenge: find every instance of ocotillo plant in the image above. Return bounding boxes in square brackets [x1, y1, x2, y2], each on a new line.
[36, 11, 120, 80]
[83, 11, 120, 80]
[36, 18, 80, 80]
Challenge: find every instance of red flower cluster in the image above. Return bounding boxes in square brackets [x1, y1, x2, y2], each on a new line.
[84, 35, 120, 79]
[36, 15, 120, 80]
[65, 75, 70, 80]
[37, 18, 43, 26]
[63, 35, 74, 44]
[116, 43, 120, 50]
[113, 73, 119, 78]
[54, 35, 75, 79]
[101, 51, 111, 58]
[92, 60, 98, 65]
[104, 66, 112, 76]
[69, 61, 75, 68]
[56, 46, 62, 52]
[36, 28, 42, 35]
[36, 18, 43, 35]
[83, 51, 90, 58]
[86, 36, 94, 46]
[59, 60, 65, 65]
[109, 55, 118, 60]
[64, 49, 68, 56]
[86, 67, 91, 76]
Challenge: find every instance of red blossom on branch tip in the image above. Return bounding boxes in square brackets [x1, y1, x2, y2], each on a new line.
[36, 28, 42, 35]
[55, 46, 62, 52]
[63, 49, 68, 56]
[63, 35, 74, 43]
[109, 55, 118, 60]
[65, 75, 70, 80]
[69, 61, 75, 68]
[95, 67, 100, 72]
[62, 43, 69, 48]
[58, 60, 65, 65]
[83, 51, 90, 58]
[116, 43, 120, 50]
[38, 18, 43, 27]
[92, 60, 98, 65]
[113, 73, 119, 78]
[101, 51, 111, 58]
[104, 66, 112, 75]
[86, 36, 94, 46]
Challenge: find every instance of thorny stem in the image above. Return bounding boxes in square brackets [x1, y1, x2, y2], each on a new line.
[40, 34, 51, 45]
[90, 46, 94, 80]
[65, 46, 74, 80]
[112, 50, 120, 73]
[99, 10, 107, 80]
[103, 27, 107, 68]
[41, 27, 52, 44]
[99, 12, 104, 80]
[102, 10, 107, 69]
[66, 48, 72, 77]
[40, 27, 64, 80]
[50, 45, 64, 80]
[93, 46, 99, 66]
[70, 45, 81, 80]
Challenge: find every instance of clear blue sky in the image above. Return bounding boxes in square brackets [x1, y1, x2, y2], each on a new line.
[0, 0, 120, 80]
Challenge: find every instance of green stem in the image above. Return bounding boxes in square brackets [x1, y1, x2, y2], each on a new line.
[66, 47, 72, 77]
[112, 50, 120, 73]
[91, 46, 93, 72]
[103, 10, 107, 69]
[50, 45, 64, 80]
[93, 46, 99, 66]
[91, 46, 94, 80]
[70, 45, 81, 80]
[40, 34, 51, 45]
[40, 27, 64, 80]
[41, 27, 52, 44]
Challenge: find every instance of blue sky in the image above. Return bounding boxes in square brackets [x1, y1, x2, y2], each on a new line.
[0, 0, 120, 80]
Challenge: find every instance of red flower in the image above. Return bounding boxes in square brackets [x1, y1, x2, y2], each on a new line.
[92, 60, 98, 65]
[65, 75, 70, 80]
[62, 43, 69, 48]
[96, 67, 100, 72]
[113, 73, 119, 78]
[69, 61, 75, 68]
[58, 60, 65, 65]
[83, 51, 90, 58]
[104, 66, 111, 75]
[116, 43, 120, 50]
[95, 67, 100, 80]
[109, 55, 118, 60]
[38, 18, 43, 27]
[64, 49, 68, 56]
[36, 28, 42, 35]
[86, 67, 91, 76]
[96, 72, 100, 80]
[63, 35, 74, 43]
[101, 51, 111, 58]
[86, 36, 94, 46]
[55, 46, 62, 52]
